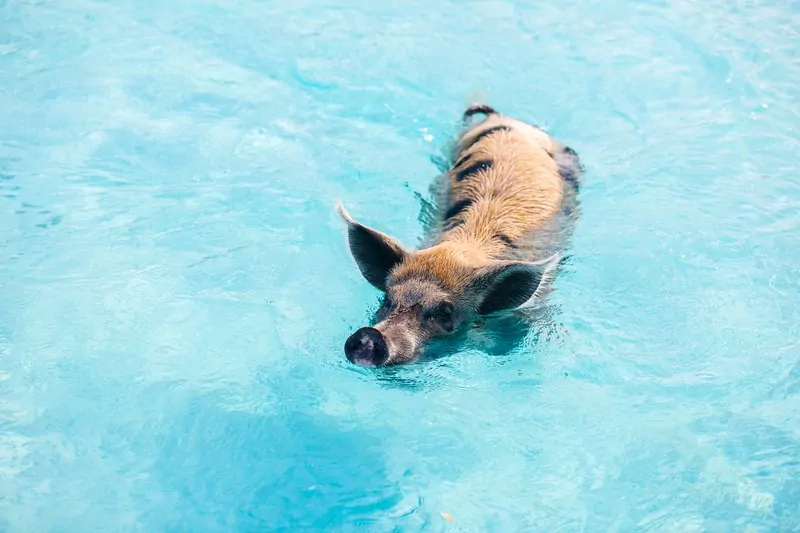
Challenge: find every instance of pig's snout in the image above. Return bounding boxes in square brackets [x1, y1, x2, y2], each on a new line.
[344, 327, 389, 367]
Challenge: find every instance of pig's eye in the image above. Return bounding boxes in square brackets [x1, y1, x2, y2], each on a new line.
[375, 298, 394, 320]
[430, 302, 455, 332]
[372, 296, 393, 325]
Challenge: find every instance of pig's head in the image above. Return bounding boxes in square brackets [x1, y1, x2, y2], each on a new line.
[338, 203, 557, 367]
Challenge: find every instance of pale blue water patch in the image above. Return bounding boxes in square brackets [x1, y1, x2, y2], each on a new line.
[1, 0, 799, 531]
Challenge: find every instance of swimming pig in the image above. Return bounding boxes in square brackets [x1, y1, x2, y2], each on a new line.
[339, 104, 583, 367]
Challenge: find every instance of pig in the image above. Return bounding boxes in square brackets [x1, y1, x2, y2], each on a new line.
[338, 104, 583, 367]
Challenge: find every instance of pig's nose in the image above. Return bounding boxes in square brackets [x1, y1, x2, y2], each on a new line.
[344, 327, 389, 367]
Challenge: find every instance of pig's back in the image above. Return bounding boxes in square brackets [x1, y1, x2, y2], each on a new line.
[433, 113, 582, 260]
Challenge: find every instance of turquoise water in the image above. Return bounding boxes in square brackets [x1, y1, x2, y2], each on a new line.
[1, 0, 799, 530]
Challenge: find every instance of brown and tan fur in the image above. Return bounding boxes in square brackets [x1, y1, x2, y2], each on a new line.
[339, 104, 583, 367]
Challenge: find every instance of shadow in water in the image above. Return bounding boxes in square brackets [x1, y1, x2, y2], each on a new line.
[145, 393, 408, 532]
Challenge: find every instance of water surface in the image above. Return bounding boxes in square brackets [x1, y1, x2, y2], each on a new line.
[1, 0, 799, 531]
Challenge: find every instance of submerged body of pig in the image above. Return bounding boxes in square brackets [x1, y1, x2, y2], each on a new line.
[340, 104, 583, 366]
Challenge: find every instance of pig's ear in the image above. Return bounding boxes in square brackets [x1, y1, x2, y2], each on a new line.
[337, 202, 408, 291]
[471, 253, 560, 315]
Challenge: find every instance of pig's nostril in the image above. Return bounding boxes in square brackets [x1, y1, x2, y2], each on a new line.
[344, 327, 389, 367]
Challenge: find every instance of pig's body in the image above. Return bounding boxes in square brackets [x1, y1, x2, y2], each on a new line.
[419, 105, 582, 273]
[340, 105, 583, 366]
